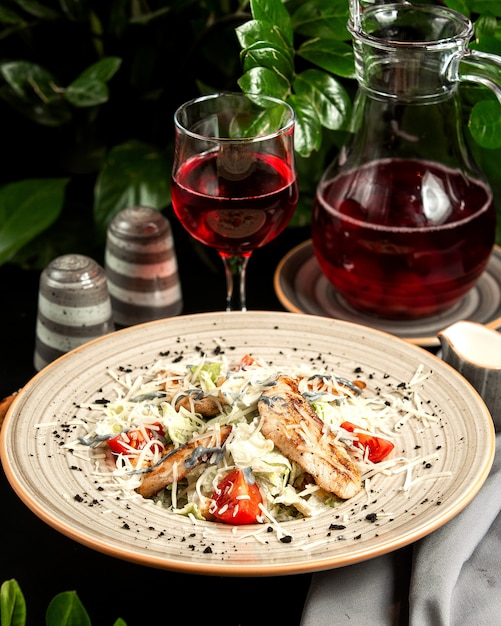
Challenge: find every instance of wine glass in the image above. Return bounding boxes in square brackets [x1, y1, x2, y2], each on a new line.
[171, 92, 298, 311]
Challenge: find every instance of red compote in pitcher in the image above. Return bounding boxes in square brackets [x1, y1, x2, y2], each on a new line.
[312, 1, 501, 319]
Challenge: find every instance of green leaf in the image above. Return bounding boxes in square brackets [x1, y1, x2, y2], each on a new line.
[297, 38, 355, 78]
[235, 19, 293, 58]
[291, 0, 350, 40]
[294, 69, 352, 130]
[0, 178, 68, 265]
[1, 579, 27, 626]
[0, 61, 61, 100]
[75, 57, 122, 83]
[443, 0, 471, 17]
[474, 14, 498, 39]
[250, 0, 293, 44]
[470, 35, 501, 55]
[46, 591, 91, 626]
[0, 61, 71, 125]
[65, 56, 121, 106]
[65, 79, 109, 107]
[288, 93, 323, 157]
[471, 1, 501, 18]
[469, 99, 501, 148]
[238, 66, 290, 99]
[94, 140, 172, 237]
[229, 99, 293, 138]
[0, 84, 71, 125]
[241, 42, 295, 82]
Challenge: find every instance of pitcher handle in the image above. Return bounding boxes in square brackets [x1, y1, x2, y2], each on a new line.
[454, 49, 501, 105]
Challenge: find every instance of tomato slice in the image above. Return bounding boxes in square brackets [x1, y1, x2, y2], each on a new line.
[341, 421, 394, 463]
[107, 423, 165, 455]
[211, 468, 263, 525]
[238, 354, 258, 368]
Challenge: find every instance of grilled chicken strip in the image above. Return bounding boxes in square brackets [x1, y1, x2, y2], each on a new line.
[174, 390, 224, 418]
[136, 425, 232, 498]
[258, 376, 361, 499]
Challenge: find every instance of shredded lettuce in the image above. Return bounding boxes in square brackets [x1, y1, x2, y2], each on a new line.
[190, 362, 222, 390]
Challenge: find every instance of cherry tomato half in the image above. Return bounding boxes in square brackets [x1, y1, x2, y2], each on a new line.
[107, 423, 165, 455]
[211, 468, 263, 525]
[341, 421, 394, 463]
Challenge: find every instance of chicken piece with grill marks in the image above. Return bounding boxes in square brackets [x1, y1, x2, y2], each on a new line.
[257, 375, 361, 499]
[136, 425, 232, 498]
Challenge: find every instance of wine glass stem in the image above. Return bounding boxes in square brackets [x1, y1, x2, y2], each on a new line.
[221, 254, 250, 312]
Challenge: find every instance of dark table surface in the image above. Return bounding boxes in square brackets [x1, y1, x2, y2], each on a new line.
[0, 218, 313, 626]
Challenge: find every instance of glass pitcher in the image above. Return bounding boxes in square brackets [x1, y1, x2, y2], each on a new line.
[312, 1, 501, 320]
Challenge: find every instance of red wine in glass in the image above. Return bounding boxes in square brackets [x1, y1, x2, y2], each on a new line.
[171, 152, 297, 256]
[172, 92, 297, 311]
[312, 158, 496, 319]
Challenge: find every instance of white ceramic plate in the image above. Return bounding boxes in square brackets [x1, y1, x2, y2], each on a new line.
[274, 241, 501, 348]
[0, 312, 495, 576]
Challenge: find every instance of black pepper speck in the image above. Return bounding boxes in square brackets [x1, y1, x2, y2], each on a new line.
[329, 523, 346, 530]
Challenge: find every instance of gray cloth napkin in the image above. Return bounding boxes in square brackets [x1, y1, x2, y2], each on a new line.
[300, 433, 501, 626]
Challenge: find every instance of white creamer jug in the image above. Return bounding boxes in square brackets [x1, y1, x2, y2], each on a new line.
[439, 320, 501, 431]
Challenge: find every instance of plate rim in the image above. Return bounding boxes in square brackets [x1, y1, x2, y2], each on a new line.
[274, 240, 501, 348]
[1, 311, 496, 576]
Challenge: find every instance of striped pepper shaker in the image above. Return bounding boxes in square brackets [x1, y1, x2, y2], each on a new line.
[105, 206, 183, 326]
[34, 254, 115, 371]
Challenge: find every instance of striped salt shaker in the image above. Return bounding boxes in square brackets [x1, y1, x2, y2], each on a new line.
[105, 206, 183, 326]
[34, 254, 115, 371]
